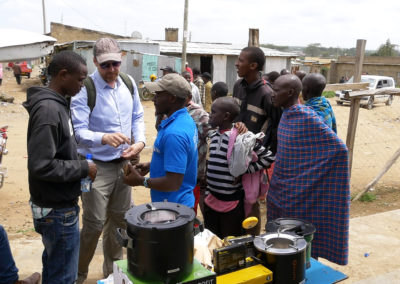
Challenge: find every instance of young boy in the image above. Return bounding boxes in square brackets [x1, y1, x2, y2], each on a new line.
[204, 97, 274, 238]
[211, 81, 228, 102]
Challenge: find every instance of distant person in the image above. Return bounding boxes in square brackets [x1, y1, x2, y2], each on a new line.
[123, 74, 198, 208]
[204, 97, 274, 238]
[233, 46, 282, 235]
[339, 76, 345, 83]
[0, 63, 3, 86]
[211, 81, 228, 101]
[149, 74, 157, 82]
[23, 50, 97, 283]
[295, 70, 307, 81]
[280, 68, 290, 75]
[295, 70, 307, 103]
[268, 74, 350, 265]
[193, 67, 205, 106]
[12, 63, 22, 85]
[302, 73, 337, 133]
[185, 62, 193, 82]
[160, 66, 174, 77]
[0, 225, 41, 283]
[262, 71, 280, 85]
[202, 72, 213, 113]
[185, 92, 209, 215]
[182, 70, 202, 106]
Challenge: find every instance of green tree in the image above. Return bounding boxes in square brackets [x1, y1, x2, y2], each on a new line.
[372, 39, 399, 56]
[304, 43, 322, 57]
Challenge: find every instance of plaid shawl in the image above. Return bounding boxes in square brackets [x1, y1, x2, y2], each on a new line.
[267, 104, 350, 265]
[305, 96, 337, 133]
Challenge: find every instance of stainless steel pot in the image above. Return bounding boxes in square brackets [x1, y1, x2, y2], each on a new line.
[254, 233, 307, 284]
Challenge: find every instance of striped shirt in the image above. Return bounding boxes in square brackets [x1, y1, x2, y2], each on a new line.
[206, 129, 273, 201]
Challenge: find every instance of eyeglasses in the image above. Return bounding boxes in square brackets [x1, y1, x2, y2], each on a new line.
[99, 61, 121, 70]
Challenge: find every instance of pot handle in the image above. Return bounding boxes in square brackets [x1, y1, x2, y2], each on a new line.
[194, 217, 204, 235]
[115, 228, 129, 248]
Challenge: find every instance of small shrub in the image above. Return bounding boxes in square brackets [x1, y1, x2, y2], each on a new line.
[359, 192, 377, 202]
[322, 91, 336, 98]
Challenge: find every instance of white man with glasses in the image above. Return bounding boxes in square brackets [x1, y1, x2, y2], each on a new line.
[70, 37, 146, 283]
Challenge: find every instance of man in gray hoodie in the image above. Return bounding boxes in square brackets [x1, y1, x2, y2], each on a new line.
[23, 50, 97, 283]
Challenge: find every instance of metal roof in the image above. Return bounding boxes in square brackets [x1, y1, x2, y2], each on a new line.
[156, 41, 297, 57]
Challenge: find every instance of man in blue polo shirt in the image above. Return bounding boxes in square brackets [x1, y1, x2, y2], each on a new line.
[123, 73, 198, 207]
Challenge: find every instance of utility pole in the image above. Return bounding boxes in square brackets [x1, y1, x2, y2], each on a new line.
[181, 0, 189, 73]
[42, 0, 47, 34]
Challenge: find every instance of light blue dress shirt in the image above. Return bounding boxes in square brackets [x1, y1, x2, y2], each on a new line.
[71, 70, 145, 161]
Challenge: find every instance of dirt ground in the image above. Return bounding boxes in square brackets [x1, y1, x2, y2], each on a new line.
[1, 67, 400, 281]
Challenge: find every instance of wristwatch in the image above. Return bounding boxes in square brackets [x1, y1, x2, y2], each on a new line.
[143, 177, 150, 188]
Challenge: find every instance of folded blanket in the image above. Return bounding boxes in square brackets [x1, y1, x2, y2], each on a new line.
[267, 104, 350, 265]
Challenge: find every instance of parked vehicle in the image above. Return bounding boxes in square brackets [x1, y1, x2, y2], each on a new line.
[20, 61, 32, 78]
[335, 75, 395, 109]
[8, 61, 32, 78]
[0, 126, 8, 189]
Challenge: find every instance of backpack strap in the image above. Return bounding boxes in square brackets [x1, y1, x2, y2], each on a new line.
[83, 76, 96, 113]
[83, 73, 134, 113]
[119, 72, 134, 95]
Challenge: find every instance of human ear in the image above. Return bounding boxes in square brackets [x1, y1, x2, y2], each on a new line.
[224, 111, 231, 121]
[58, 69, 69, 80]
[249, 62, 258, 71]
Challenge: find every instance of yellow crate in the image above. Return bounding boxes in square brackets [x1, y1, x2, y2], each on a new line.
[217, 264, 273, 284]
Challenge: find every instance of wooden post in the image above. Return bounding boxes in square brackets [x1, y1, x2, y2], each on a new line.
[346, 39, 366, 176]
[181, 0, 189, 73]
[248, 29, 259, 47]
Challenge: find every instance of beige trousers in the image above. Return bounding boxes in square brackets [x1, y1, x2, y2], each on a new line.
[77, 160, 131, 282]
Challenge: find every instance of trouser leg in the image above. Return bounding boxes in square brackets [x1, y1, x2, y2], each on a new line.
[0, 225, 19, 284]
[102, 161, 132, 277]
[34, 206, 80, 284]
[77, 161, 116, 283]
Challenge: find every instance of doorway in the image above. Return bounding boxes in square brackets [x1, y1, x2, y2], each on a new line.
[200, 56, 212, 74]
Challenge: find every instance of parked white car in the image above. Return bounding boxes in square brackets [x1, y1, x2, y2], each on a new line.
[335, 75, 395, 109]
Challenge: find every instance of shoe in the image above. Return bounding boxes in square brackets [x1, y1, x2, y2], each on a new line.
[15, 272, 41, 284]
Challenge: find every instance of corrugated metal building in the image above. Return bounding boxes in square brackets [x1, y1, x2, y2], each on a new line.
[54, 39, 296, 92]
[156, 41, 296, 92]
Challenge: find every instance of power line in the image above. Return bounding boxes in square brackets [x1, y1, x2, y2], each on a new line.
[58, 0, 103, 30]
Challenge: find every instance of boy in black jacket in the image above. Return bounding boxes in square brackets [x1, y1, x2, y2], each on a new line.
[23, 51, 97, 283]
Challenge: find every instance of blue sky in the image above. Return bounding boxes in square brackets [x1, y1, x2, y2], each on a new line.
[1, 0, 399, 50]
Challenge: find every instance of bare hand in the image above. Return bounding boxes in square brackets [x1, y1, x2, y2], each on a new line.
[88, 161, 97, 182]
[123, 163, 145, 186]
[135, 162, 150, 176]
[102, 133, 130, 148]
[121, 142, 145, 160]
[234, 122, 248, 135]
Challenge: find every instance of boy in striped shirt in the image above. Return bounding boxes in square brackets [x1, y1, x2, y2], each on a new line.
[204, 97, 274, 238]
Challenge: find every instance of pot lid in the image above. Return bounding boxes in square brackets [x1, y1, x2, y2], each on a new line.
[125, 202, 195, 230]
[265, 218, 316, 237]
[254, 233, 307, 255]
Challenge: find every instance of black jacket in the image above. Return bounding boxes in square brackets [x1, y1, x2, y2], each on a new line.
[233, 78, 282, 154]
[23, 87, 88, 208]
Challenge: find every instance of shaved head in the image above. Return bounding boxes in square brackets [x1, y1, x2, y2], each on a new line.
[271, 74, 302, 109]
[214, 97, 240, 120]
[302, 73, 326, 101]
[295, 70, 307, 81]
